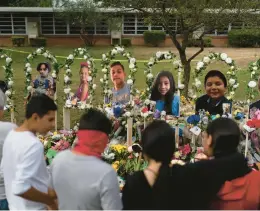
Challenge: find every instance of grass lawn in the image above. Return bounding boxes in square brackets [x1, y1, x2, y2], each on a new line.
[0, 46, 259, 127]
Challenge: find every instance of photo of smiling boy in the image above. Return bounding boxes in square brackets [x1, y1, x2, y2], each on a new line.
[195, 70, 231, 115]
[107, 61, 130, 105]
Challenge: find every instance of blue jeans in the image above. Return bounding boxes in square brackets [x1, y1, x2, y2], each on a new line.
[0, 199, 8, 210]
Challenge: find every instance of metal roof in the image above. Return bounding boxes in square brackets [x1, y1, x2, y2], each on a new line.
[0, 7, 129, 13]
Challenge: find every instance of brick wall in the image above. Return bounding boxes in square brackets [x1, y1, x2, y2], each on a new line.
[0, 35, 229, 47]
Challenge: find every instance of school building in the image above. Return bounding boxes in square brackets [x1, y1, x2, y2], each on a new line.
[0, 7, 245, 47]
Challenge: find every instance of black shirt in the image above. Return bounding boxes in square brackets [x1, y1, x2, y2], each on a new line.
[195, 94, 231, 115]
[122, 153, 250, 210]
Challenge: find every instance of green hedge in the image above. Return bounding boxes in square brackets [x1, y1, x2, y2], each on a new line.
[30, 37, 47, 47]
[143, 31, 166, 47]
[11, 36, 25, 47]
[122, 38, 132, 47]
[187, 37, 214, 47]
[228, 29, 260, 47]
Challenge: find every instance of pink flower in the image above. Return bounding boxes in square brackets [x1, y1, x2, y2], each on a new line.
[141, 107, 148, 113]
[180, 144, 191, 155]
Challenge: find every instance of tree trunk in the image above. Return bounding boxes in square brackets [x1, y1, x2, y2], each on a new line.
[178, 50, 191, 98]
[183, 61, 191, 98]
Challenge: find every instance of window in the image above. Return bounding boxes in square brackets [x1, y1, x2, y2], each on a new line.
[12, 14, 26, 34]
[136, 16, 148, 34]
[96, 19, 109, 34]
[41, 14, 54, 34]
[151, 25, 163, 31]
[0, 14, 12, 34]
[231, 21, 244, 30]
[69, 23, 80, 34]
[0, 14, 26, 35]
[164, 17, 178, 34]
[123, 14, 136, 34]
[54, 17, 67, 34]
[85, 25, 95, 34]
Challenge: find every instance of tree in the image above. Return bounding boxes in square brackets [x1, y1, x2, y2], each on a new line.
[100, 0, 260, 96]
[54, 0, 117, 46]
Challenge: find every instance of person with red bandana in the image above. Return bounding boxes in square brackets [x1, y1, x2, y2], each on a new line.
[48, 108, 122, 210]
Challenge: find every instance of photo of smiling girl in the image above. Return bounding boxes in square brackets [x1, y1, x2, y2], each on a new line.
[195, 70, 231, 115]
[150, 70, 180, 117]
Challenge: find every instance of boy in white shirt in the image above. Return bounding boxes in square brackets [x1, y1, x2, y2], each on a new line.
[0, 84, 17, 210]
[1, 94, 57, 210]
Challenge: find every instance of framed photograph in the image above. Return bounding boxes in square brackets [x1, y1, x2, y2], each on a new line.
[222, 103, 232, 114]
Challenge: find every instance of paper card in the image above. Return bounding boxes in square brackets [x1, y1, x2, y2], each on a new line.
[223, 103, 232, 115]
[46, 149, 57, 165]
[243, 124, 256, 133]
[189, 126, 201, 136]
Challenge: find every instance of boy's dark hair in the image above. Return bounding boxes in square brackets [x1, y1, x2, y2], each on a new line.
[206, 118, 240, 156]
[150, 70, 176, 114]
[79, 108, 112, 135]
[110, 61, 125, 71]
[142, 120, 175, 164]
[0, 80, 7, 93]
[204, 70, 227, 87]
[26, 94, 57, 119]
[37, 62, 51, 72]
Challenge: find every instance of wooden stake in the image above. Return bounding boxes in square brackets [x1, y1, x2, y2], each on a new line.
[10, 108, 15, 123]
[175, 126, 179, 148]
[127, 118, 133, 147]
[54, 92, 58, 131]
[244, 131, 249, 158]
[63, 107, 70, 131]
[244, 104, 250, 158]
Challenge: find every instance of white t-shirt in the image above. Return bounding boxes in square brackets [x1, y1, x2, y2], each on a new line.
[1, 130, 49, 210]
[0, 121, 17, 200]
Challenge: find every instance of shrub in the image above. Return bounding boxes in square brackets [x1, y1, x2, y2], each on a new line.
[30, 37, 47, 47]
[143, 31, 166, 47]
[11, 36, 25, 47]
[122, 38, 132, 47]
[187, 37, 214, 47]
[228, 29, 260, 47]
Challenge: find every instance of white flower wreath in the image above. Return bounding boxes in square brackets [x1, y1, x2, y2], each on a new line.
[143, 51, 180, 99]
[246, 59, 260, 103]
[0, 53, 14, 111]
[24, 47, 59, 99]
[100, 46, 138, 104]
[192, 52, 239, 100]
[63, 48, 97, 109]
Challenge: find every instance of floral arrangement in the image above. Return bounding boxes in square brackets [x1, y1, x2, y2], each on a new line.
[64, 48, 97, 109]
[247, 59, 260, 103]
[180, 96, 195, 117]
[192, 52, 239, 100]
[103, 143, 147, 189]
[143, 51, 177, 99]
[39, 129, 77, 164]
[0, 51, 14, 111]
[24, 47, 60, 99]
[100, 46, 138, 102]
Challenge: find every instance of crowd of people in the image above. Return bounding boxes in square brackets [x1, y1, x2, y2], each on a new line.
[0, 61, 260, 210]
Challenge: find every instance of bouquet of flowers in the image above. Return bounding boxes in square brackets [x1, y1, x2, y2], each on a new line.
[103, 143, 147, 189]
